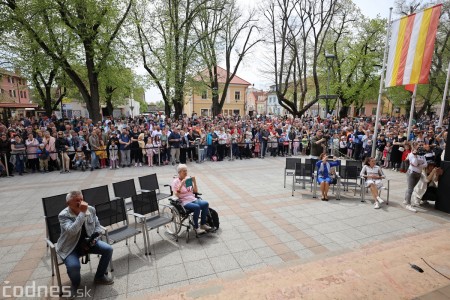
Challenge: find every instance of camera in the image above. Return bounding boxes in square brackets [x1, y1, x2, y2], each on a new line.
[417, 147, 426, 156]
[85, 232, 99, 248]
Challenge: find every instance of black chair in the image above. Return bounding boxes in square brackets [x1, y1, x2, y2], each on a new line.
[346, 160, 363, 173]
[284, 158, 302, 188]
[112, 179, 137, 210]
[95, 198, 148, 264]
[340, 165, 362, 195]
[138, 174, 172, 200]
[131, 191, 176, 253]
[82, 185, 116, 207]
[292, 162, 314, 196]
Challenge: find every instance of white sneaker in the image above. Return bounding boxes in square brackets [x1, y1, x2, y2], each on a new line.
[405, 205, 417, 213]
[376, 196, 384, 204]
[195, 228, 206, 234]
[374, 202, 380, 209]
[135, 163, 138, 167]
[200, 224, 212, 231]
[109, 166, 112, 169]
[116, 166, 120, 169]
[139, 163, 142, 167]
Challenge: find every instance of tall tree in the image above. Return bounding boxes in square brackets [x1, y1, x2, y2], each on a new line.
[0, 0, 133, 122]
[264, 0, 337, 117]
[324, 0, 385, 118]
[135, 0, 211, 117]
[195, 0, 262, 116]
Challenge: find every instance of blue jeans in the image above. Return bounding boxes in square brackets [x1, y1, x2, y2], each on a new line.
[184, 199, 209, 229]
[64, 240, 113, 288]
[90, 151, 99, 168]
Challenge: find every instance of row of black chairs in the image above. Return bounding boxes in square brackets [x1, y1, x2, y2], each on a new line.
[42, 173, 174, 294]
[284, 158, 363, 197]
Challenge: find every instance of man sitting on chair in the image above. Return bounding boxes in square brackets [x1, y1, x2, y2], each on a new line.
[172, 164, 212, 234]
[56, 191, 113, 297]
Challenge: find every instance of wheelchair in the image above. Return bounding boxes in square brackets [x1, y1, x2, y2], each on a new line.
[161, 194, 209, 243]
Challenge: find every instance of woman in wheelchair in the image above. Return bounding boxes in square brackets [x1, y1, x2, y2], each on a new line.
[316, 153, 341, 201]
[172, 164, 212, 234]
[360, 157, 386, 209]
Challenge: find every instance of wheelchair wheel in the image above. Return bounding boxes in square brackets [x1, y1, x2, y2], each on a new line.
[161, 205, 181, 236]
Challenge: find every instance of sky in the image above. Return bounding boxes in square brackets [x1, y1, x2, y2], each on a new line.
[142, 0, 394, 104]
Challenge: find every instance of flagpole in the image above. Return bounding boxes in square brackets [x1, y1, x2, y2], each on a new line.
[372, 7, 393, 158]
[438, 62, 450, 127]
[406, 85, 418, 140]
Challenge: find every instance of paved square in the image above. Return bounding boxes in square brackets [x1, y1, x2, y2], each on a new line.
[0, 156, 449, 299]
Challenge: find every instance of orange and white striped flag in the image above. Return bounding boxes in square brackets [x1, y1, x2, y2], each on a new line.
[385, 4, 442, 88]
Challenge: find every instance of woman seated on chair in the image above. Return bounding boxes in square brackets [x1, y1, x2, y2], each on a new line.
[172, 164, 211, 234]
[316, 153, 340, 201]
[360, 157, 386, 209]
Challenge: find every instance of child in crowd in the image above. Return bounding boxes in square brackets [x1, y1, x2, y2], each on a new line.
[362, 140, 372, 161]
[347, 138, 354, 158]
[383, 142, 391, 168]
[332, 134, 340, 157]
[37, 143, 49, 173]
[73, 147, 86, 171]
[109, 140, 119, 169]
[97, 140, 108, 168]
[146, 137, 154, 167]
[399, 143, 411, 173]
[293, 135, 300, 156]
[339, 136, 347, 157]
[253, 139, 260, 158]
[301, 135, 309, 155]
[138, 133, 146, 165]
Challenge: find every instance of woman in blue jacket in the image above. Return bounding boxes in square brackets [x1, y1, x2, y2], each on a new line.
[316, 153, 341, 201]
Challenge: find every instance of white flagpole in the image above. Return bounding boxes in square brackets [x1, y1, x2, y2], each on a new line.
[407, 85, 418, 140]
[372, 8, 393, 158]
[438, 61, 450, 127]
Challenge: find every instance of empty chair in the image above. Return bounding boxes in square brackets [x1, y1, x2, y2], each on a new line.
[82, 185, 116, 207]
[95, 198, 148, 262]
[292, 162, 314, 196]
[131, 190, 177, 253]
[340, 165, 362, 195]
[138, 174, 172, 200]
[284, 157, 302, 188]
[112, 179, 137, 210]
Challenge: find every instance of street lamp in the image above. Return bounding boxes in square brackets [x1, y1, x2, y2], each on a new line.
[325, 53, 336, 117]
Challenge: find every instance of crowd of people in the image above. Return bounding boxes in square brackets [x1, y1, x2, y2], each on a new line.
[0, 112, 447, 177]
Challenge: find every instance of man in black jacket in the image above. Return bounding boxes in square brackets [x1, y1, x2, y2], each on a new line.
[55, 131, 70, 172]
[0, 133, 13, 176]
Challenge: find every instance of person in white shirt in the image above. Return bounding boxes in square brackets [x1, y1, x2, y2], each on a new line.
[360, 157, 386, 209]
[404, 142, 428, 212]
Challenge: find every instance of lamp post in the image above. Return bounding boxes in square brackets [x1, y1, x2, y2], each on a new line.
[325, 53, 336, 118]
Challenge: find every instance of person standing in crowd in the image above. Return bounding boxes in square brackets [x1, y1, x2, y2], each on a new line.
[11, 135, 26, 176]
[88, 129, 101, 171]
[404, 142, 428, 213]
[390, 131, 406, 171]
[43, 130, 59, 171]
[119, 128, 131, 167]
[109, 140, 119, 169]
[56, 131, 71, 172]
[168, 127, 181, 165]
[25, 133, 39, 173]
[130, 126, 142, 167]
[375, 134, 386, 164]
[310, 130, 327, 159]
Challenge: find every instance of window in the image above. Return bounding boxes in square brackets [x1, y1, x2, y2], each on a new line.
[201, 90, 207, 99]
[372, 107, 377, 115]
[234, 91, 240, 101]
[0, 88, 3, 94]
[20, 91, 23, 98]
[23, 91, 26, 98]
[13, 90, 16, 97]
[8, 76, 12, 83]
[201, 109, 209, 116]
[233, 109, 240, 116]
[9, 90, 12, 97]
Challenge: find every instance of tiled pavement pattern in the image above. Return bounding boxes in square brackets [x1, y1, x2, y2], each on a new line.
[0, 156, 449, 299]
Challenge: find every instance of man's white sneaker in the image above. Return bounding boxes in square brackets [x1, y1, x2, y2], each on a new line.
[376, 196, 384, 204]
[405, 205, 417, 213]
[374, 202, 380, 209]
[109, 166, 112, 169]
[200, 224, 212, 231]
[134, 163, 138, 167]
[139, 163, 142, 167]
[195, 228, 206, 234]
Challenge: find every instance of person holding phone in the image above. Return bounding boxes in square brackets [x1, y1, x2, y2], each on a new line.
[172, 164, 211, 234]
[315, 153, 341, 201]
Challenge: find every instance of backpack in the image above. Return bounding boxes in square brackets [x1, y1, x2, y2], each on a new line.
[206, 208, 219, 230]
